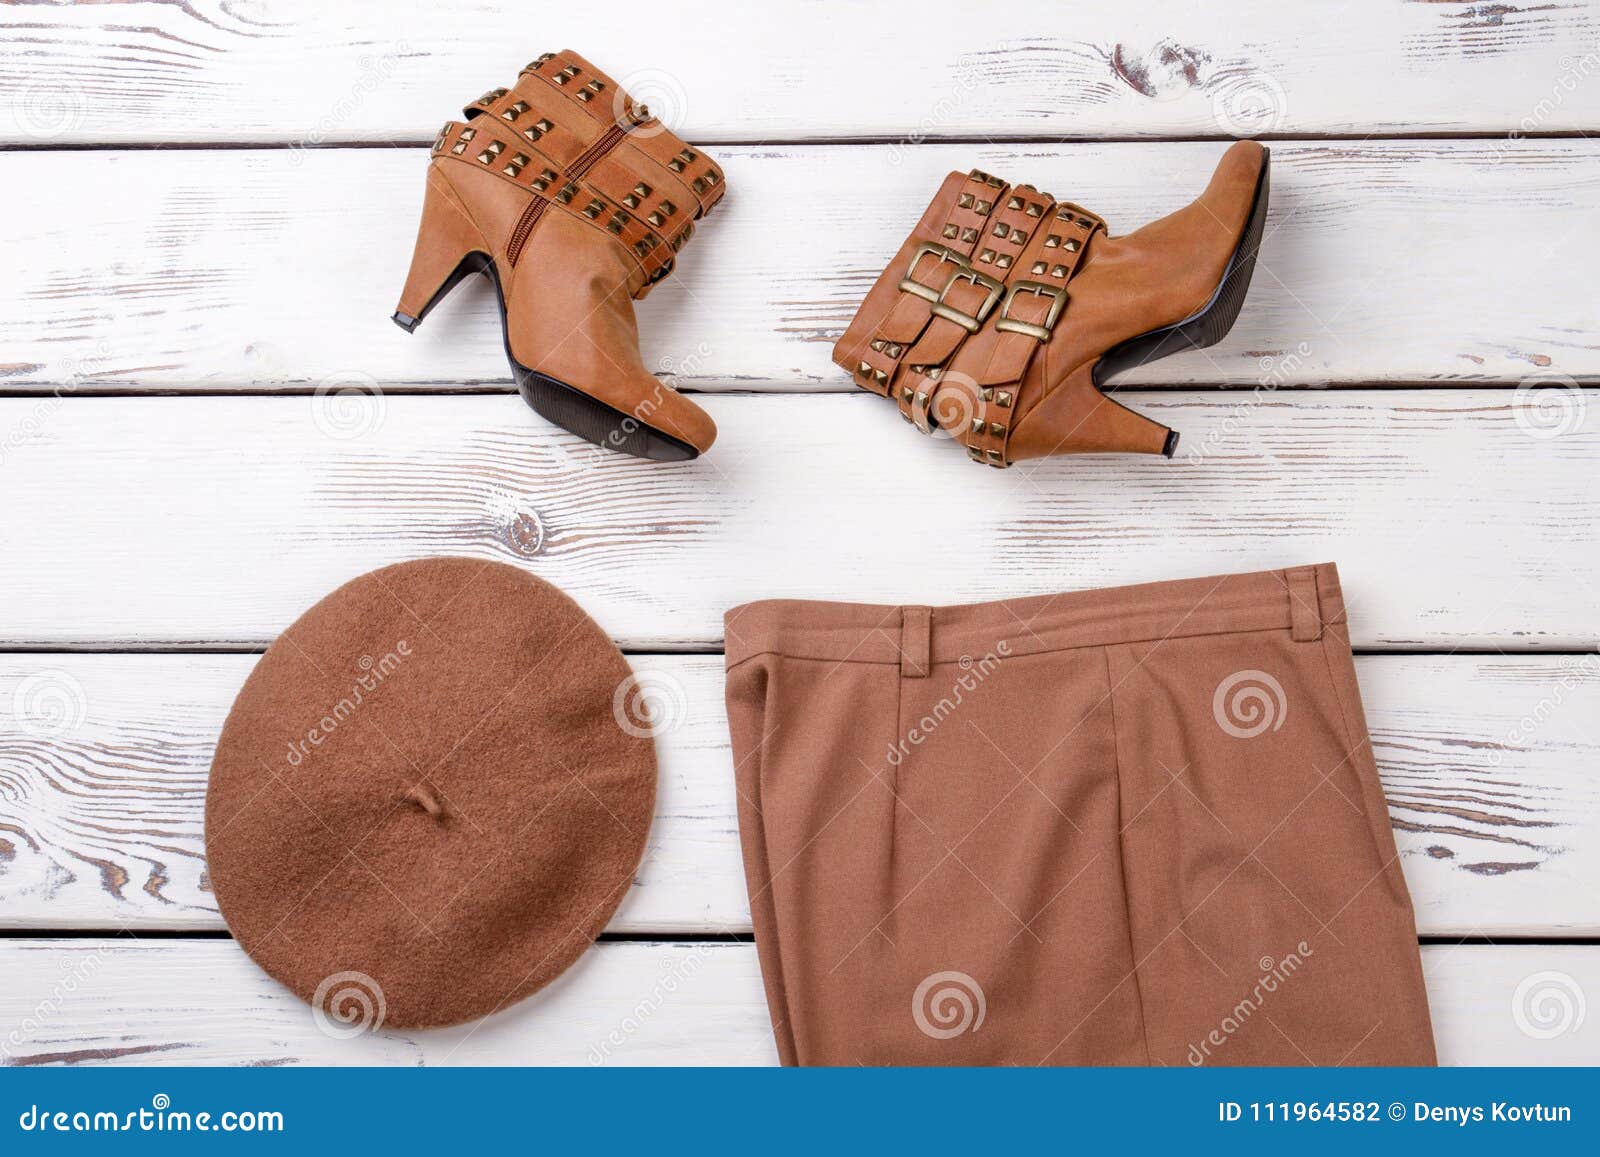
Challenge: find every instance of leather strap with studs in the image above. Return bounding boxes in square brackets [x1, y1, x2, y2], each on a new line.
[908, 185, 1047, 432]
[962, 200, 1103, 466]
[852, 169, 1009, 399]
[434, 50, 721, 295]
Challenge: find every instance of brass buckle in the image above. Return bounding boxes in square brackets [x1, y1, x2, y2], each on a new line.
[931, 267, 1004, 333]
[995, 281, 1067, 341]
[898, 243, 969, 304]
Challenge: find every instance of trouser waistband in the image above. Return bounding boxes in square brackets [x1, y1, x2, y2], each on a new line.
[724, 563, 1345, 678]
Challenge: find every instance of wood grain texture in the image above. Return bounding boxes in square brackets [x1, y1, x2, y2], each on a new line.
[0, 392, 1595, 649]
[2, 2, 1597, 145]
[3, 654, 1598, 937]
[1, 940, 1596, 1065]
[1, 141, 1596, 394]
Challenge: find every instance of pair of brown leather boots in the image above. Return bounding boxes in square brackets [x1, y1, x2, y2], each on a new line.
[395, 50, 1271, 467]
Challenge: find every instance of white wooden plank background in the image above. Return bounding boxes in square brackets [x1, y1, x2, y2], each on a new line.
[3, 2, 1598, 145]
[2, 0, 1597, 1068]
[3, 142, 1596, 393]
[2, 654, 1598, 938]
[0, 941, 1595, 1066]
[0, 393, 1595, 649]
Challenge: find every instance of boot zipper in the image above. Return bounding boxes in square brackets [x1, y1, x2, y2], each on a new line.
[508, 122, 628, 265]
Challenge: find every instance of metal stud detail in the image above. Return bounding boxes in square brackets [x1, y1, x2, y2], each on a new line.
[942, 223, 959, 239]
[501, 100, 529, 121]
[582, 199, 604, 220]
[1030, 261, 1048, 275]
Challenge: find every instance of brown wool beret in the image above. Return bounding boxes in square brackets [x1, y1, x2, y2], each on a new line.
[204, 557, 656, 1030]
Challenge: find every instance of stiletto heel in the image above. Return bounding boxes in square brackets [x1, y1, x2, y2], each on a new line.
[392, 174, 490, 333]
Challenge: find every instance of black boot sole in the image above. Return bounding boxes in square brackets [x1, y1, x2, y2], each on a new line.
[1093, 147, 1273, 457]
[393, 253, 700, 463]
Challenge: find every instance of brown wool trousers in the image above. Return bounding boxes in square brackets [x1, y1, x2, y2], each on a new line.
[724, 564, 1436, 1067]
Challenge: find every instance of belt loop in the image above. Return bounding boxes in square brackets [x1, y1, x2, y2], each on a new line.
[1286, 567, 1322, 642]
[900, 606, 931, 678]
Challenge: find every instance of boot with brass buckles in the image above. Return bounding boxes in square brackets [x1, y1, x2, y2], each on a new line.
[393, 50, 726, 461]
[833, 141, 1271, 467]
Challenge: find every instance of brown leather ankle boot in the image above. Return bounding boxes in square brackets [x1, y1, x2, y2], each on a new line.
[394, 50, 726, 460]
[834, 141, 1270, 466]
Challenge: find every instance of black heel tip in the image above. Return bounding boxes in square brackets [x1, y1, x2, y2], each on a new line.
[392, 311, 420, 333]
[1162, 430, 1181, 458]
